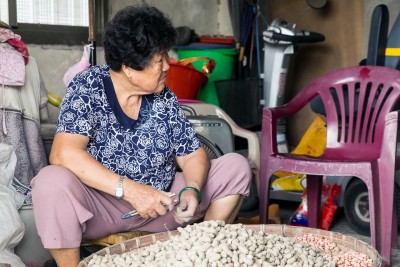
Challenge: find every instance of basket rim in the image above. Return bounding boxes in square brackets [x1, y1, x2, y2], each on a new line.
[78, 224, 382, 267]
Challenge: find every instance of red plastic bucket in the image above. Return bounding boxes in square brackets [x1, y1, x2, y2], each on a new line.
[166, 63, 208, 100]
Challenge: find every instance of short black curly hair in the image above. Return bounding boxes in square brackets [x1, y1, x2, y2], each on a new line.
[103, 3, 176, 71]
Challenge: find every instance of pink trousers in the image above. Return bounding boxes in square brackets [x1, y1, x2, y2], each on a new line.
[30, 153, 252, 248]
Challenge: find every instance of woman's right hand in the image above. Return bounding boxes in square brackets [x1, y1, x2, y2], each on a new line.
[50, 132, 175, 220]
[124, 180, 175, 219]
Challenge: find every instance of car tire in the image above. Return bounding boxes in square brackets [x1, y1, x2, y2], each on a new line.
[343, 179, 371, 235]
[343, 178, 400, 236]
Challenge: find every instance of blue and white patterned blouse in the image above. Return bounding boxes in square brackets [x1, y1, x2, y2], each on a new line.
[56, 65, 201, 191]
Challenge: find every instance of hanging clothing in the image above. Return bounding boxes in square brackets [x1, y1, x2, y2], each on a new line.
[63, 44, 92, 87]
[0, 56, 49, 190]
[0, 28, 29, 64]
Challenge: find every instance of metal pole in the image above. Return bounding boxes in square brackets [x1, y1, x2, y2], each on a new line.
[88, 0, 96, 66]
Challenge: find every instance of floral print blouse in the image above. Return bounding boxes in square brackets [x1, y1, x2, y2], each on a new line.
[56, 65, 200, 190]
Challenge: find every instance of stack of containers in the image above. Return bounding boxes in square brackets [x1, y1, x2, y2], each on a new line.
[175, 43, 237, 106]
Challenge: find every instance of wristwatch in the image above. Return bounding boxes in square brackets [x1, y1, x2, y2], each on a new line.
[115, 176, 125, 199]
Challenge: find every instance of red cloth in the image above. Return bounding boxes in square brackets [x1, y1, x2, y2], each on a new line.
[7, 38, 29, 65]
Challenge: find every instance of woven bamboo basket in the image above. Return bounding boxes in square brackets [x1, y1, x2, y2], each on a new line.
[78, 224, 382, 267]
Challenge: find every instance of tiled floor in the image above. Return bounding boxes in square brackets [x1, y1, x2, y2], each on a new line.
[238, 200, 400, 267]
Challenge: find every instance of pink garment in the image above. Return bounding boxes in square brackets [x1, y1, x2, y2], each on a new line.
[63, 44, 92, 87]
[0, 28, 29, 65]
[0, 28, 16, 42]
[7, 38, 29, 65]
[30, 153, 252, 248]
[0, 44, 25, 87]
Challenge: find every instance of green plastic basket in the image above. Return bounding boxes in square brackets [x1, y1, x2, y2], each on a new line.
[177, 44, 237, 106]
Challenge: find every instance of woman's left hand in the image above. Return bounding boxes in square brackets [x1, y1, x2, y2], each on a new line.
[174, 190, 200, 224]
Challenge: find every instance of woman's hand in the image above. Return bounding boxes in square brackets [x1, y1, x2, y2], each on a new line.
[173, 147, 209, 225]
[124, 181, 175, 219]
[174, 189, 200, 224]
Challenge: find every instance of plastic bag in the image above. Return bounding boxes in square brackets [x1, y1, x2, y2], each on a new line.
[63, 44, 92, 87]
[272, 116, 327, 193]
[290, 115, 327, 156]
[289, 183, 341, 230]
[271, 173, 305, 191]
[0, 143, 25, 267]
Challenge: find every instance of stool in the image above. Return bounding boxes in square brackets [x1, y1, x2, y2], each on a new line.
[81, 231, 151, 247]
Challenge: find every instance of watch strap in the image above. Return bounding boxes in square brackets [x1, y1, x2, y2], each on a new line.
[118, 175, 124, 188]
[115, 175, 125, 199]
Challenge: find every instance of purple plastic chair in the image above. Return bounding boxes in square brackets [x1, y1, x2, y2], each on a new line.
[259, 65, 400, 266]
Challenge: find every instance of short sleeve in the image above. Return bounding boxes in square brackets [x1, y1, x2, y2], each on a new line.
[56, 71, 97, 137]
[168, 97, 201, 157]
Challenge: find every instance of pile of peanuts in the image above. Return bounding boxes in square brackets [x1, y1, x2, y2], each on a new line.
[87, 220, 372, 267]
[294, 234, 373, 267]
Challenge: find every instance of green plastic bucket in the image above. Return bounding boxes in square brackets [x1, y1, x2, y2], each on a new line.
[176, 43, 237, 106]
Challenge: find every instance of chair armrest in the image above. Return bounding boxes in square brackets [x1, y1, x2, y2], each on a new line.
[180, 103, 260, 171]
[261, 87, 320, 156]
[264, 98, 311, 120]
[230, 123, 260, 171]
[209, 107, 259, 170]
[264, 76, 323, 120]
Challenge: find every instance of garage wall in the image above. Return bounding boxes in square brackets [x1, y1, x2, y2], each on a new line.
[24, 0, 400, 131]
[29, 0, 232, 123]
[111, 0, 232, 36]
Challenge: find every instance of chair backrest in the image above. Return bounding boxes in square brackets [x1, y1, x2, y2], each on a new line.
[287, 66, 400, 160]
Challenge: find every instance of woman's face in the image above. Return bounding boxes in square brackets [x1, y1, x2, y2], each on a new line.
[129, 52, 170, 94]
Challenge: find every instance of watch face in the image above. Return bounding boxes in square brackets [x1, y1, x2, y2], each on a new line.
[115, 187, 123, 199]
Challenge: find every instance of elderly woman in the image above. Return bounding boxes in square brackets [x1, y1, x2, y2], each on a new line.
[31, 4, 251, 267]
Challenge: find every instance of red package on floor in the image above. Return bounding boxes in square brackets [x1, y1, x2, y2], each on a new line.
[289, 190, 309, 227]
[290, 183, 341, 230]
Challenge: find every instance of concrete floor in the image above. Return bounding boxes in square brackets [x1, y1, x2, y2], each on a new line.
[238, 200, 400, 267]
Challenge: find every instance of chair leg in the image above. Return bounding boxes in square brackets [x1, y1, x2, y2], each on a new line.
[259, 169, 274, 224]
[391, 204, 398, 249]
[365, 179, 378, 253]
[306, 175, 322, 228]
[377, 174, 395, 267]
[391, 184, 398, 249]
